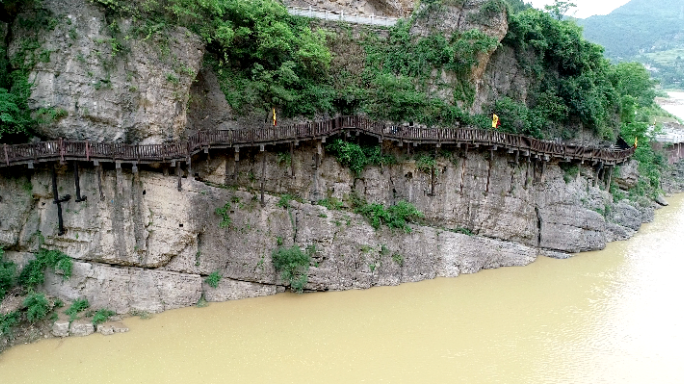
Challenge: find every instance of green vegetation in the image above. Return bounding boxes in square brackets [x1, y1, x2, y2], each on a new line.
[65, 298, 90, 321]
[277, 194, 300, 209]
[317, 197, 344, 211]
[350, 195, 423, 233]
[578, 0, 684, 88]
[0, 311, 20, 337]
[415, 154, 437, 174]
[0, 1, 71, 142]
[450, 227, 474, 236]
[0, 46, 34, 142]
[326, 140, 395, 176]
[578, 0, 683, 59]
[359, 17, 499, 123]
[18, 249, 72, 291]
[504, 9, 619, 139]
[5, 0, 661, 144]
[560, 163, 580, 183]
[92, 308, 116, 326]
[215, 202, 232, 228]
[23, 293, 51, 323]
[0, 249, 16, 302]
[391, 253, 404, 266]
[205, 271, 222, 288]
[271, 245, 310, 293]
[276, 151, 292, 167]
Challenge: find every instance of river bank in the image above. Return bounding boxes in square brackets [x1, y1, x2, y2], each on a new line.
[657, 92, 684, 121]
[1, 193, 683, 383]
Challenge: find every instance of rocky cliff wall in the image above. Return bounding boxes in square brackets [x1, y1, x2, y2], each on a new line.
[0, 142, 660, 315]
[7, 0, 204, 143]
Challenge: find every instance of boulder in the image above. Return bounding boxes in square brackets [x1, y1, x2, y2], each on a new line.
[51, 319, 70, 337]
[607, 201, 642, 231]
[97, 322, 129, 336]
[613, 161, 640, 190]
[655, 195, 669, 206]
[69, 320, 95, 337]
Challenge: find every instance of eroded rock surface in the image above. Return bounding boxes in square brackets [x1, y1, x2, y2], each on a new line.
[8, 0, 204, 143]
[0, 143, 664, 314]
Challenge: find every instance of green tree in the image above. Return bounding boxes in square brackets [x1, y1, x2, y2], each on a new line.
[544, 0, 577, 20]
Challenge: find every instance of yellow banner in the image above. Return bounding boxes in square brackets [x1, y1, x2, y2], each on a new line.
[272, 108, 277, 126]
[492, 114, 499, 129]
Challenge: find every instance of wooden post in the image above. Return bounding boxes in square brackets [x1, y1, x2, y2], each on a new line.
[260, 152, 266, 207]
[176, 162, 182, 191]
[187, 157, 192, 179]
[315, 141, 322, 170]
[52, 165, 71, 236]
[73, 162, 87, 202]
[233, 147, 240, 182]
[59, 138, 64, 164]
[605, 166, 613, 190]
[96, 162, 104, 201]
[290, 142, 295, 177]
[430, 165, 435, 196]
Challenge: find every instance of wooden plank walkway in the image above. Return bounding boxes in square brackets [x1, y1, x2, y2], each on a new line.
[0, 115, 635, 169]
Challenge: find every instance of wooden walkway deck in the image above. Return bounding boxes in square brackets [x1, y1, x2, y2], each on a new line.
[1, 115, 635, 169]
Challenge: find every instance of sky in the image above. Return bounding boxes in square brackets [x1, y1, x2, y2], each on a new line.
[528, 0, 631, 19]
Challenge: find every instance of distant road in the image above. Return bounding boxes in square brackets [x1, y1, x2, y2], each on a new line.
[287, 6, 398, 26]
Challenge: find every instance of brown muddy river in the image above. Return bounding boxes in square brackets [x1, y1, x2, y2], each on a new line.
[1, 195, 683, 383]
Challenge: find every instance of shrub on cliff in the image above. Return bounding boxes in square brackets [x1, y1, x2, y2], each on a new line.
[205, 271, 222, 289]
[352, 199, 424, 233]
[325, 140, 396, 177]
[0, 46, 34, 142]
[0, 249, 17, 302]
[92, 308, 116, 326]
[18, 249, 72, 291]
[23, 293, 50, 323]
[0, 311, 20, 338]
[271, 245, 310, 293]
[65, 298, 90, 321]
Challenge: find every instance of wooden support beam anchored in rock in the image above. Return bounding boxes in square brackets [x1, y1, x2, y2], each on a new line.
[605, 165, 613, 190]
[260, 146, 266, 207]
[115, 161, 124, 195]
[290, 142, 295, 177]
[233, 147, 240, 182]
[94, 161, 104, 201]
[73, 161, 87, 202]
[313, 140, 323, 200]
[595, 161, 604, 187]
[176, 162, 182, 192]
[52, 165, 71, 236]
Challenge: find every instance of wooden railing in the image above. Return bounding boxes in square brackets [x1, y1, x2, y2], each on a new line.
[1, 115, 635, 168]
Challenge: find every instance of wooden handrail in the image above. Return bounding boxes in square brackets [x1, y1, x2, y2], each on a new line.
[0, 115, 636, 168]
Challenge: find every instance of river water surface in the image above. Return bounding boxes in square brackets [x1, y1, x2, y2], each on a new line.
[1, 195, 684, 383]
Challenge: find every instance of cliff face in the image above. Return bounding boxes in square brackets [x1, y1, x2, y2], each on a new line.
[0, 0, 672, 341]
[8, 0, 204, 143]
[0, 143, 658, 314]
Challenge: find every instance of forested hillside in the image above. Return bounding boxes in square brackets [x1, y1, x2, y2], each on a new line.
[578, 0, 684, 88]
